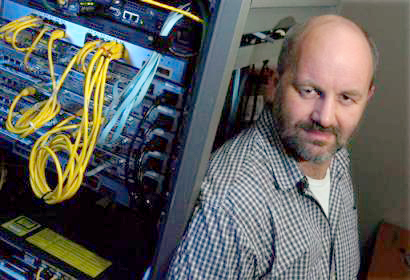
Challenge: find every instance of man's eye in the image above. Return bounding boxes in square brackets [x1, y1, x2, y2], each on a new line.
[340, 94, 354, 105]
[299, 87, 319, 98]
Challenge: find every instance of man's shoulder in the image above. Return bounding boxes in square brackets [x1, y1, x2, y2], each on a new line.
[205, 126, 265, 186]
[206, 108, 278, 179]
[200, 123, 281, 204]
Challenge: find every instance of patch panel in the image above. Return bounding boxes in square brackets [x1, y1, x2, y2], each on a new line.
[0, 82, 177, 154]
[0, 38, 186, 101]
[0, 43, 184, 120]
[106, 0, 196, 37]
[1, 0, 190, 84]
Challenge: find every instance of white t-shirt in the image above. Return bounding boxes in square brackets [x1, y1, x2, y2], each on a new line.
[306, 169, 335, 279]
[306, 168, 331, 217]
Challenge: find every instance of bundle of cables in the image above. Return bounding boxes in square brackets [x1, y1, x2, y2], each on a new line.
[98, 3, 194, 146]
[28, 41, 124, 204]
[1, 16, 124, 203]
[0, 16, 66, 137]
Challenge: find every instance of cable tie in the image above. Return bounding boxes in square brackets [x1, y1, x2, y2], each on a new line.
[32, 103, 40, 111]
[41, 190, 53, 200]
[29, 122, 36, 130]
[85, 160, 115, 177]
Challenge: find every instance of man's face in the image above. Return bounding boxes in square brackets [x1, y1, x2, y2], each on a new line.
[273, 26, 375, 163]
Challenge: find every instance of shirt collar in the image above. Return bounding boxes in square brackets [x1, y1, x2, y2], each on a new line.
[255, 105, 350, 192]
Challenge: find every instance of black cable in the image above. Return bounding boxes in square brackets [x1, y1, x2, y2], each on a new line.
[133, 125, 156, 186]
[125, 102, 159, 207]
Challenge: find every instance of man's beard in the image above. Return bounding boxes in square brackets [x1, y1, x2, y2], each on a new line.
[272, 92, 345, 164]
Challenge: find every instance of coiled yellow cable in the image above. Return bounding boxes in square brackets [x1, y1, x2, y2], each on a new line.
[1, 17, 124, 204]
[29, 41, 124, 204]
[0, 16, 35, 34]
[5, 31, 72, 138]
[3, 18, 67, 138]
[0, 16, 42, 51]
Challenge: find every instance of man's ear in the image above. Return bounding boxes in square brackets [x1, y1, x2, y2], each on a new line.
[367, 84, 376, 102]
[264, 69, 279, 104]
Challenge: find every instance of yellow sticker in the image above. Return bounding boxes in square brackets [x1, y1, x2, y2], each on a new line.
[2, 216, 41, 237]
[27, 228, 111, 278]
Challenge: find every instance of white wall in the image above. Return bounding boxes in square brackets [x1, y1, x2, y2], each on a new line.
[340, 0, 410, 245]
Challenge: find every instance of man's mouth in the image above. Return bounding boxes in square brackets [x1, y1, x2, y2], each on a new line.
[304, 129, 334, 142]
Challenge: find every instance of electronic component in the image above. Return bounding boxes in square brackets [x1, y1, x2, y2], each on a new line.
[0, 215, 111, 279]
[0, 7, 187, 206]
[1, 0, 190, 84]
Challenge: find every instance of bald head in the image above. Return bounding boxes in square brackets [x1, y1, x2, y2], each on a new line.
[277, 15, 378, 87]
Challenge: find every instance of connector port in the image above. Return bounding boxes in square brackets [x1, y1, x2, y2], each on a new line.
[123, 10, 139, 24]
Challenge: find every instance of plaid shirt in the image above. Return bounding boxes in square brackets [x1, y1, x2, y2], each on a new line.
[167, 107, 360, 279]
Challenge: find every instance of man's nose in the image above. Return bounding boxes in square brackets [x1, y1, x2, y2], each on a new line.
[311, 96, 336, 128]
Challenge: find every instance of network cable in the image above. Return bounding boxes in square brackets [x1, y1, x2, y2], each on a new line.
[1, 17, 68, 137]
[2, 17, 109, 142]
[23, 26, 51, 69]
[140, 0, 204, 23]
[29, 41, 124, 204]
[98, 5, 187, 146]
[0, 16, 42, 51]
[35, 266, 44, 280]
[125, 102, 158, 189]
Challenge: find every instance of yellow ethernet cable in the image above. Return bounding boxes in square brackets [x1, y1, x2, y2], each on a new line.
[0, 17, 124, 203]
[0, 16, 41, 51]
[140, 0, 204, 23]
[76, 39, 101, 73]
[0, 16, 35, 34]
[35, 267, 44, 280]
[29, 41, 124, 204]
[3, 18, 67, 138]
[23, 26, 51, 69]
[8, 18, 42, 51]
[47, 29, 66, 90]
[5, 30, 88, 138]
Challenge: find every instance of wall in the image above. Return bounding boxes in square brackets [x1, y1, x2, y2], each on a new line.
[340, 0, 410, 245]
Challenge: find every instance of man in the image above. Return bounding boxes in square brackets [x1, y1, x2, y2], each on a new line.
[167, 14, 377, 279]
